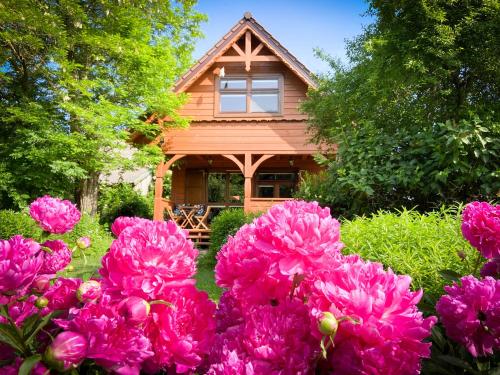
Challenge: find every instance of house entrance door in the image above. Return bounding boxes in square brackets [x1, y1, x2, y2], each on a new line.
[185, 169, 206, 204]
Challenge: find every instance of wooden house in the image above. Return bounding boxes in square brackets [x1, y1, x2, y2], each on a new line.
[153, 12, 324, 242]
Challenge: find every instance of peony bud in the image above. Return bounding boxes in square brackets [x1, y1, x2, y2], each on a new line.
[45, 331, 88, 370]
[66, 265, 74, 272]
[35, 296, 49, 309]
[76, 280, 102, 302]
[117, 296, 150, 325]
[31, 274, 53, 294]
[318, 312, 338, 336]
[76, 237, 91, 249]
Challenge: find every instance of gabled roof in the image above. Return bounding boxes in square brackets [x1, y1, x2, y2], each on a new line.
[174, 12, 317, 93]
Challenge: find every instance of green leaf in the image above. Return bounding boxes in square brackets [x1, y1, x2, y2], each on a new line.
[24, 312, 58, 345]
[0, 322, 25, 353]
[439, 269, 461, 282]
[437, 355, 478, 374]
[19, 354, 42, 375]
[21, 314, 41, 339]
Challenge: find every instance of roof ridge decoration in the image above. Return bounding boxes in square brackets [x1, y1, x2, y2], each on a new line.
[174, 13, 317, 93]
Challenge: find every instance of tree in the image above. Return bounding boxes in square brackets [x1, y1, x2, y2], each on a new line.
[0, 0, 205, 214]
[300, 0, 500, 217]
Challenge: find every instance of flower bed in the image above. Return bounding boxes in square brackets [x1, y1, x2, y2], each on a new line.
[0, 196, 498, 374]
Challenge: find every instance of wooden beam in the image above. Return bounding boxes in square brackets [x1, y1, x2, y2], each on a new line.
[216, 55, 280, 63]
[222, 154, 244, 174]
[162, 154, 186, 174]
[251, 42, 264, 56]
[245, 30, 251, 72]
[153, 162, 165, 220]
[244, 153, 252, 212]
[216, 56, 246, 62]
[231, 43, 245, 56]
[250, 154, 275, 175]
[252, 56, 280, 62]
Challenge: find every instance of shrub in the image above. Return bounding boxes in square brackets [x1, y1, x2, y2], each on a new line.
[341, 206, 480, 303]
[0, 209, 41, 239]
[205, 208, 257, 265]
[98, 183, 153, 227]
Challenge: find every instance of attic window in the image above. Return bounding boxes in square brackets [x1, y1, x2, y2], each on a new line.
[219, 77, 280, 114]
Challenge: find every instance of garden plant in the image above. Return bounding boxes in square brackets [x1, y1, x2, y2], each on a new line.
[0, 197, 498, 374]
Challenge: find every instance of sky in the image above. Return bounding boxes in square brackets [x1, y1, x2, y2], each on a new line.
[192, 0, 374, 74]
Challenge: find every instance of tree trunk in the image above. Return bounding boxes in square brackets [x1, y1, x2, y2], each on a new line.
[78, 172, 100, 216]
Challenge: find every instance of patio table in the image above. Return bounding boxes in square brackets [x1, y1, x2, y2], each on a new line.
[178, 206, 198, 229]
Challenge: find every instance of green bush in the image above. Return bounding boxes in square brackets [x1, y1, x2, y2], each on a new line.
[0, 209, 41, 239]
[205, 209, 257, 265]
[98, 183, 153, 227]
[341, 206, 481, 303]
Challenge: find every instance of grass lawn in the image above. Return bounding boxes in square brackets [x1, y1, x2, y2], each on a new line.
[195, 261, 221, 301]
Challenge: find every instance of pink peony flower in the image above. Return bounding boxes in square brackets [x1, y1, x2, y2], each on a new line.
[143, 285, 216, 374]
[117, 296, 151, 325]
[461, 201, 500, 259]
[242, 300, 319, 374]
[45, 331, 88, 370]
[0, 235, 43, 295]
[31, 274, 55, 294]
[100, 220, 198, 299]
[0, 295, 38, 327]
[76, 280, 102, 302]
[208, 300, 318, 375]
[43, 277, 82, 311]
[305, 254, 436, 375]
[40, 240, 72, 274]
[57, 294, 153, 374]
[215, 291, 244, 333]
[76, 236, 91, 249]
[480, 258, 500, 278]
[29, 195, 81, 234]
[0, 358, 46, 375]
[0, 357, 21, 375]
[215, 200, 343, 306]
[436, 275, 500, 357]
[110, 216, 149, 237]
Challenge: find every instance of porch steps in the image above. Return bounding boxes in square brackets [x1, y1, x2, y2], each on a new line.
[188, 229, 211, 249]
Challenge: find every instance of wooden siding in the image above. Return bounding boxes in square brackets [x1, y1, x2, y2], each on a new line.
[162, 121, 318, 154]
[177, 62, 308, 122]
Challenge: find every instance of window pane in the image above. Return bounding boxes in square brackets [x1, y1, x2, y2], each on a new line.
[279, 184, 294, 198]
[257, 173, 276, 181]
[274, 173, 295, 181]
[257, 173, 296, 181]
[252, 79, 278, 89]
[220, 79, 246, 90]
[257, 185, 274, 198]
[251, 94, 279, 113]
[208, 173, 226, 202]
[220, 94, 246, 112]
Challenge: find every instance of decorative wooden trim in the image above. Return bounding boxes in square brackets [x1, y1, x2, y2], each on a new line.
[162, 154, 186, 175]
[221, 154, 244, 174]
[250, 154, 275, 176]
[245, 30, 251, 71]
[173, 14, 318, 93]
[251, 43, 264, 56]
[232, 43, 245, 56]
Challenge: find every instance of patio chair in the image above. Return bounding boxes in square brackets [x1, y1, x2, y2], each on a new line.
[194, 205, 211, 230]
[166, 205, 183, 226]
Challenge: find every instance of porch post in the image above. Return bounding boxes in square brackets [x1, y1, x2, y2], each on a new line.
[153, 161, 165, 220]
[244, 153, 252, 213]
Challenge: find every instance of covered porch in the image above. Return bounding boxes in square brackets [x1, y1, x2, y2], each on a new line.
[153, 153, 321, 245]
